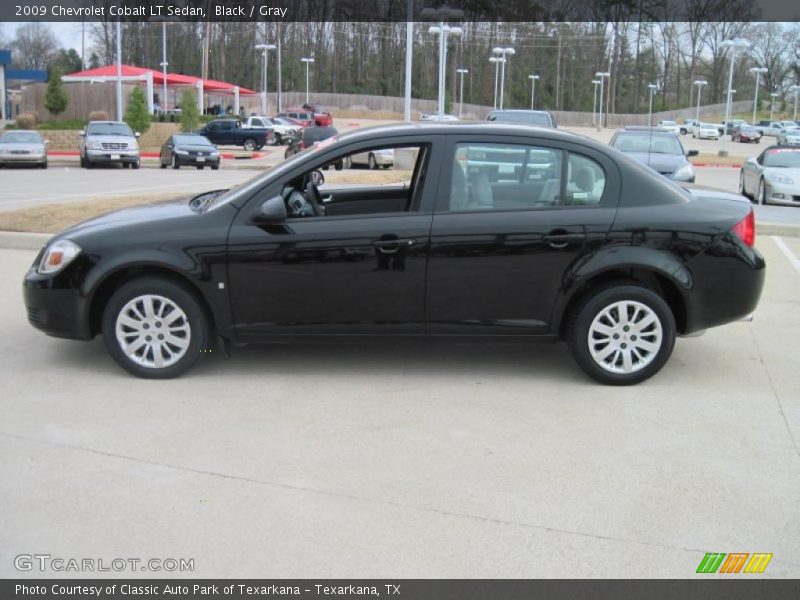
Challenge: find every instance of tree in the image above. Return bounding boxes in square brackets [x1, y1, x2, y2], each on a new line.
[11, 23, 58, 70]
[179, 89, 200, 132]
[88, 52, 100, 69]
[44, 68, 69, 118]
[124, 86, 151, 134]
[49, 49, 83, 76]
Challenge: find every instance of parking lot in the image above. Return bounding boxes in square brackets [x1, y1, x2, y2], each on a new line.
[0, 233, 798, 578]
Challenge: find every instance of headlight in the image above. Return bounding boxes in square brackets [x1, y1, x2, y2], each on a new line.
[88, 141, 103, 150]
[673, 164, 695, 180]
[210, 151, 220, 157]
[175, 149, 189, 155]
[37, 240, 82, 275]
[130, 140, 139, 150]
[768, 173, 795, 185]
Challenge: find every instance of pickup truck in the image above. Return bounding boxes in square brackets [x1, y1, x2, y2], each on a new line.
[241, 116, 300, 145]
[754, 121, 786, 137]
[196, 119, 273, 151]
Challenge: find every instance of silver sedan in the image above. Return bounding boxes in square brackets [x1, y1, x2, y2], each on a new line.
[0, 129, 47, 168]
[739, 145, 800, 206]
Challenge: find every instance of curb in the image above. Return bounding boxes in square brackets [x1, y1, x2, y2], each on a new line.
[1, 221, 798, 252]
[694, 163, 742, 169]
[47, 150, 270, 160]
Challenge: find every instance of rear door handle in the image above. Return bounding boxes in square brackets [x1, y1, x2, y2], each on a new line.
[543, 232, 586, 248]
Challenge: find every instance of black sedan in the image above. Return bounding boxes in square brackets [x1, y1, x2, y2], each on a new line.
[23, 123, 765, 384]
[159, 134, 220, 170]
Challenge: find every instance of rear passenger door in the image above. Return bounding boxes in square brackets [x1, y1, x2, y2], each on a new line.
[426, 135, 620, 335]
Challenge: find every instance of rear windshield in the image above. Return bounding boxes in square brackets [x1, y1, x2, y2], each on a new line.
[612, 132, 683, 155]
[487, 111, 552, 127]
[763, 148, 800, 168]
[87, 123, 134, 136]
[303, 127, 338, 144]
[1, 131, 42, 143]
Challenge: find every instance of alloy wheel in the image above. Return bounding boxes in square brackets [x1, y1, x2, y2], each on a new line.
[587, 300, 663, 374]
[115, 294, 191, 369]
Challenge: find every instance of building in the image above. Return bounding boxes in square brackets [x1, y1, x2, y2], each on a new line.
[1, 49, 48, 122]
[0, 50, 9, 120]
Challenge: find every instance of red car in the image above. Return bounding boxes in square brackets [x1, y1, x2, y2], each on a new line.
[277, 109, 315, 128]
[302, 103, 335, 127]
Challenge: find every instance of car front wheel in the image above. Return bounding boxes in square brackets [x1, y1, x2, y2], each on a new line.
[102, 277, 209, 378]
[568, 283, 676, 385]
[758, 178, 767, 205]
[739, 170, 750, 199]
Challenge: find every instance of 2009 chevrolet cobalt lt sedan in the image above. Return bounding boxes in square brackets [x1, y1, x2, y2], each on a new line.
[23, 124, 765, 384]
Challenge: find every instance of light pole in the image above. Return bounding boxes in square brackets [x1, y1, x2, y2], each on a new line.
[255, 43, 276, 115]
[528, 74, 539, 110]
[595, 71, 609, 131]
[115, 18, 122, 121]
[769, 91, 779, 121]
[789, 85, 800, 122]
[492, 47, 515, 110]
[749, 67, 767, 125]
[489, 57, 503, 109]
[300, 57, 314, 105]
[159, 22, 168, 113]
[456, 68, 468, 118]
[719, 38, 750, 157]
[693, 80, 707, 122]
[647, 83, 658, 126]
[428, 23, 463, 120]
[419, 6, 464, 122]
[592, 79, 601, 126]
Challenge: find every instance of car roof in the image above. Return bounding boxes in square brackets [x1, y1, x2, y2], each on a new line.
[621, 126, 671, 132]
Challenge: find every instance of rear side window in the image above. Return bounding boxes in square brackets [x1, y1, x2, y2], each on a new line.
[566, 153, 605, 206]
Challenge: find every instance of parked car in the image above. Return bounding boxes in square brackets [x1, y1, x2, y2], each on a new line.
[486, 109, 557, 128]
[610, 127, 698, 182]
[692, 123, 721, 140]
[159, 134, 220, 170]
[343, 148, 394, 170]
[265, 117, 301, 144]
[284, 126, 340, 160]
[731, 124, 762, 143]
[656, 120, 680, 135]
[420, 112, 459, 122]
[276, 109, 316, 128]
[754, 121, 786, 137]
[739, 145, 800, 206]
[719, 119, 746, 135]
[0, 129, 47, 168]
[23, 123, 764, 384]
[79, 121, 140, 169]
[680, 119, 700, 135]
[302, 103, 334, 127]
[197, 119, 272, 151]
[776, 127, 800, 145]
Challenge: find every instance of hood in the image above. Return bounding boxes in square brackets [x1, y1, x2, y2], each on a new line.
[57, 197, 198, 240]
[623, 151, 687, 173]
[175, 143, 218, 153]
[86, 134, 136, 145]
[764, 167, 800, 180]
[0, 142, 45, 152]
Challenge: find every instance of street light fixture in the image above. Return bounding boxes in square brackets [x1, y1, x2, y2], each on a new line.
[789, 85, 800, 122]
[255, 43, 276, 115]
[429, 24, 463, 120]
[492, 47, 515, 110]
[489, 56, 504, 109]
[595, 71, 610, 131]
[647, 83, 659, 127]
[769, 91, 779, 121]
[719, 38, 750, 156]
[591, 79, 601, 126]
[693, 80, 708, 123]
[456, 68, 468, 118]
[749, 67, 768, 125]
[300, 57, 314, 105]
[528, 74, 539, 110]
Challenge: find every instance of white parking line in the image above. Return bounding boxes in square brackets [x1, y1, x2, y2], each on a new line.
[772, 236, 800, 274]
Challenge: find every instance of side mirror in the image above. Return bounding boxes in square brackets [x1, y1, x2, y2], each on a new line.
[257, 195, 287, 223]
[311, 170, 325, 186]
[79, 130, 86, 136]
[135, 132, 141, 138]
[44, 140, 50, 145]
[687, 150, 699, 157]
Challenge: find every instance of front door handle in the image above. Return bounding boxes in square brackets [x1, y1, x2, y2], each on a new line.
[372, 238, 417, 254]
[543, 232, 586, 249]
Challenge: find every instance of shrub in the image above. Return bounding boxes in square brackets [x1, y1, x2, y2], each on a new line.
[89, 110, 109, 122]
[15, 113, 37, 129]
[179, 89, 201, 132]
[124, 86, 151, 134]
[44, 68, 69, 118]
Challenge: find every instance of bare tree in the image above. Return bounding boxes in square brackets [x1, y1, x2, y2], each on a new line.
[11, 23, 58, 70]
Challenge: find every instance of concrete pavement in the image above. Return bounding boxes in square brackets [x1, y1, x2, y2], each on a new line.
[1, 238, 798, 578]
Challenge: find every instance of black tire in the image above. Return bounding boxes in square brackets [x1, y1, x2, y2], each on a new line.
[757, 178, 767, 205]
[40, 161, 48, 169]
[567, 282, 676, 386]
[197, 165, 204, 170]
[131, 160, 140, 170]
[680, 128, 687, 135]
[335, 160, 344, 171]
[85, 155, 94, 169]
[368, 153, 377, 170]
[243, 138, 257, 151]
[211, 163, 220, 170]
[171, 154, 179, 170]
[739, 170, 751, 199]
[102, 277, 209, 379]
[275, 133, 283, 145]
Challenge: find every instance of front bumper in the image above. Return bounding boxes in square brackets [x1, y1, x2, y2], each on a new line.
[23, 262, 93, 341]
[174, 154, 220, 167]
[86, 149, 140, 164]
[0, 152, 47, 165]
[763, 181, 800, 206]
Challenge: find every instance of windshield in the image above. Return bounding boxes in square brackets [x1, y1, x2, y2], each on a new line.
[763, 148, 800, 168]
[1, 131, 42, 144]
[87, 123, 135, 136]
[612, 132, 684, 155]
[174, 135, 213, 146]
[487, 111, 552, 127]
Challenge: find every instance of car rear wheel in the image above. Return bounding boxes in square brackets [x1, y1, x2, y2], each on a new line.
[243, 138, 257, 151]
[739, 170, 750, 199]
[171, 154, 179, 170]
[368, 153, 377, 170]
[568, 283, 676, 385]
[102, 277, 208, 379]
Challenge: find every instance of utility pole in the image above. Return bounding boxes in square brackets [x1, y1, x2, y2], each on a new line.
[404, 0, 413, 121]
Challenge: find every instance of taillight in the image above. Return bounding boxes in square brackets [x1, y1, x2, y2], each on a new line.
[731, 209, 755, 247]
[298, 141, 305, 150]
